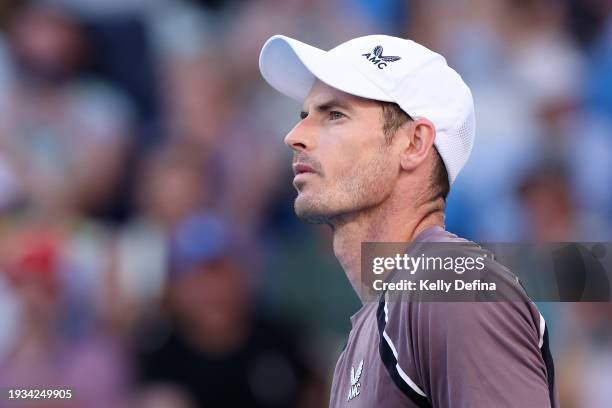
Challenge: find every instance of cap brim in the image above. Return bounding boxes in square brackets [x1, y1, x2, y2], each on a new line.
[259, 35, 393, 103]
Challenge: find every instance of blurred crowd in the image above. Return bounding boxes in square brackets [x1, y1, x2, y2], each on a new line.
[0, 0, 610, 407]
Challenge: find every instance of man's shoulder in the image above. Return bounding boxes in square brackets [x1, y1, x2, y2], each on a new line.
[386, 227, 538, 324]
[415, 227, 524, 290]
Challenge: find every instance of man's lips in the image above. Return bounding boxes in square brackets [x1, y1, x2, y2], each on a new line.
[293, 163, 316, 176]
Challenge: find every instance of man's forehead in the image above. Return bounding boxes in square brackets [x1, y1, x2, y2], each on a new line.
[302, 80, 372, 110]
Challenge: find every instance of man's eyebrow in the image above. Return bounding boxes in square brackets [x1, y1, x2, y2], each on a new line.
[301, 98, 353, 116]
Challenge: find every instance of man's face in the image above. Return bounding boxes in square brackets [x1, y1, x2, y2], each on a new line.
[285, 81, 398, 224]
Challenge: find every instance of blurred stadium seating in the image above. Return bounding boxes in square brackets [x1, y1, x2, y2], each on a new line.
[0, 0, 610, 407]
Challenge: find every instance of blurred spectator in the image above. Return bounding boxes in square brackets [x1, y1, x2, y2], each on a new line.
[517, 162, 581, 241]
[135, 143, 210, 230]
[0, 227, 128, 408]
[553, 303, 612, 408]
[135, 213, 325, 408]
[111, 142, 210, 330]
[160, 54, 231, 153]
[0, 2, 134, 218]
[515, 160, 612, 407]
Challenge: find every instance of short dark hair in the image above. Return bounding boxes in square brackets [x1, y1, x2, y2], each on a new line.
[378, 101, 450, 201]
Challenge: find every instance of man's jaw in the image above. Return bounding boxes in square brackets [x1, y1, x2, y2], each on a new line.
[294, 192, 335, 226]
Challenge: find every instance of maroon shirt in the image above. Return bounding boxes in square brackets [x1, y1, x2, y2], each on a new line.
[329, 227, 557, 407]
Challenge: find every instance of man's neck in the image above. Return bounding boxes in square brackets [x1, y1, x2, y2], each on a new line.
[331, 197, 444, 302]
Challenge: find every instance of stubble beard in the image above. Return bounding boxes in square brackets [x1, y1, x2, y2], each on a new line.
[294, 147, 394, 227]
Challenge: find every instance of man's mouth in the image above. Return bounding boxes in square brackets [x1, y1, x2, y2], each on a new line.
[293, 163, 316, 176]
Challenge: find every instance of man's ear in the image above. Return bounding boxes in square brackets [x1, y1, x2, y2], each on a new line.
[399, 118, 436, 172]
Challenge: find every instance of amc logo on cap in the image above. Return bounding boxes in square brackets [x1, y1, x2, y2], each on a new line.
[361, 45, 401, 69]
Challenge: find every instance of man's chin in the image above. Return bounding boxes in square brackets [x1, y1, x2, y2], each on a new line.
[294, 195, 333, 225]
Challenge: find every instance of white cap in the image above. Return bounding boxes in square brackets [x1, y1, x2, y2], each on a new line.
[259, 34, 475, 184]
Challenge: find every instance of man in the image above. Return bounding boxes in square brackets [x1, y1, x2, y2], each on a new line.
[136, 212, 325, 407]
[258, 35, 557, 407]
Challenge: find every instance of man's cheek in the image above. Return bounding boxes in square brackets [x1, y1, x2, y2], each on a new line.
[339, 154, 363, 179]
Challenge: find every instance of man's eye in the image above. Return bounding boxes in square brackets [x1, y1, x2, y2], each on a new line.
[300, 111, 308, 120]
[329, 111, 345, 120]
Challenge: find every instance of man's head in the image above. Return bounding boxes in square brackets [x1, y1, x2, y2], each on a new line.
[259, 34, 473, 224]
[167, 213, 257, 343]
[287, 80, 449, 224]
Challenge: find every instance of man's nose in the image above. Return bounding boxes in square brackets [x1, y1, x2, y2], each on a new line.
[284, 120, 316, 152]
